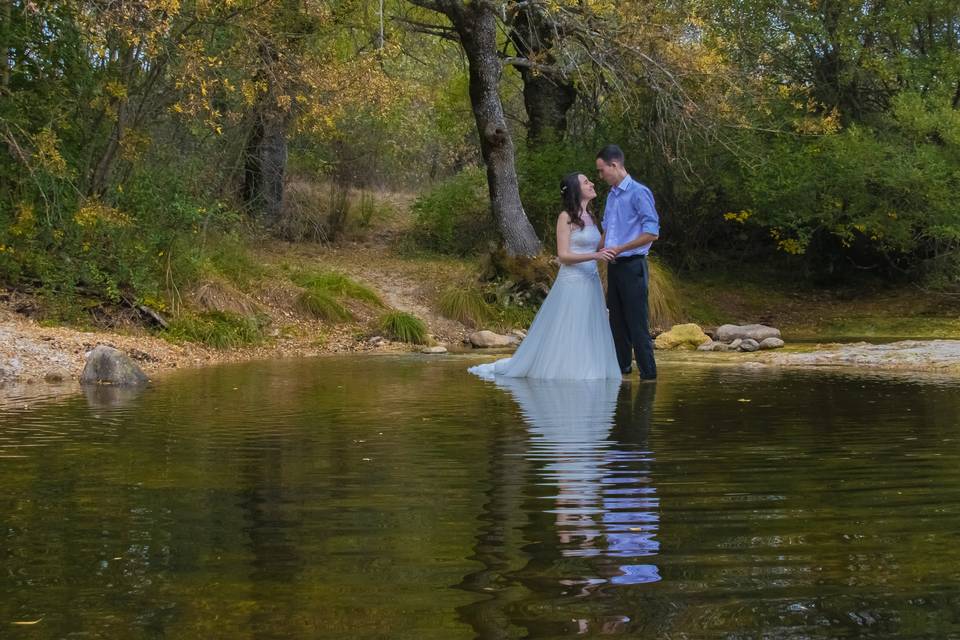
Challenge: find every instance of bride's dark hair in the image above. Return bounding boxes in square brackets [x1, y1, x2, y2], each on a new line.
[560, 172, 588, 230]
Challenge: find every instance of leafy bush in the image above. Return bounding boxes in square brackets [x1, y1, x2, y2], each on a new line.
[517, 142, 600, 248]
[411, 167, 493, 255]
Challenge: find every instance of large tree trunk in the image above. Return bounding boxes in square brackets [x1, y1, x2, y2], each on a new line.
[242, 109, 289, 222]
[241, 41, 290, 222]
[449, 0, 541, 256]
[509, 6, 576, 145]
[520, 74, 576, 145]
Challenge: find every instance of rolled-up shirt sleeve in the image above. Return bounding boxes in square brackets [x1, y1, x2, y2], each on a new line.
[634, 186, 660, 237]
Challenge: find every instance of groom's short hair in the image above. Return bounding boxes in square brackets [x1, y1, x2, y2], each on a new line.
[597, 144, 625, 166]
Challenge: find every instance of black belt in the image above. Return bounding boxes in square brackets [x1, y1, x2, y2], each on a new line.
[611, 254, 646, 264]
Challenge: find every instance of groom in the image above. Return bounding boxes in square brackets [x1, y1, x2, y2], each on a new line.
[596, 144, 659, 381]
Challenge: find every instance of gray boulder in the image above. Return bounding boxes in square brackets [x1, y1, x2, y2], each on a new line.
[717, 324, 782, 342]
[739, 338, 760, 352]
[759, 337, 785, 350]
[80, 345, 149, 386]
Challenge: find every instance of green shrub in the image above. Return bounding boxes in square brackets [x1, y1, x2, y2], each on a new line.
[379, 310, 429, 344]
[517, 142, 599, 248]
[411, 167, 493, 255]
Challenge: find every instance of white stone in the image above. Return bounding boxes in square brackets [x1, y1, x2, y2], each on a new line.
[717, 324, 782, 342]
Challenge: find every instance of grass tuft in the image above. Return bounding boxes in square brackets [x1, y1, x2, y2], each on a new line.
[164, 311, 265, 348]
[648, 257, 684, 331]
[294, 270, 382, 306]
[437, 286, 492, 327]
[379, 311, 429, 344]
[297, 289, 353, 322]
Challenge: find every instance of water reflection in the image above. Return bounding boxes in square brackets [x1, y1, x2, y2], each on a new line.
[460, 378, 660, 637]
[82, 383, 147, 411]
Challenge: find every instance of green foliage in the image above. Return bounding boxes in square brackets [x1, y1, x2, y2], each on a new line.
[411, 167, 493, 255]
[725, 92, 960, 281]
[165, 311, 265, 348]
[487, 300, 537, 332]
[517, 142, 600, 247]
[378, 311, 429, 344]
[438, 286, 492, 327]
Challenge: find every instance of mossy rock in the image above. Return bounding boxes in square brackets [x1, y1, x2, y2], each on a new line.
[654, 323, 711, 350]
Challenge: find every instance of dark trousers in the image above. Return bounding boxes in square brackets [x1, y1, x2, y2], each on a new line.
[607, 256, 657, 379]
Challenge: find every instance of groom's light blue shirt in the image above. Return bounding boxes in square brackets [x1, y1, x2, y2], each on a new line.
[602, 175, 660, 257]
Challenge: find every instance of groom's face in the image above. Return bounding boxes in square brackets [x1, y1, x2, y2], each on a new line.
[596, 158, 618, 186]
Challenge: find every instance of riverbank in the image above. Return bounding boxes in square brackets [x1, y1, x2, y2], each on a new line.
[3, 195, 960, 386]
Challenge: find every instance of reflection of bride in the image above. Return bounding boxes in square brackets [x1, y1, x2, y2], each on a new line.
[494, 377, 660, 586]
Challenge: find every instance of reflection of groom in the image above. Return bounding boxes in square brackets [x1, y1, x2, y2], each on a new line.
[596, 144, 659, 381]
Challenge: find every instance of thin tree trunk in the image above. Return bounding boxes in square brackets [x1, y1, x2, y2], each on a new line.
[1, 1, 10, 91]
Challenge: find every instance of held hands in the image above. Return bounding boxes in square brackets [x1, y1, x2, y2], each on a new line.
[595, 247, 618, 262]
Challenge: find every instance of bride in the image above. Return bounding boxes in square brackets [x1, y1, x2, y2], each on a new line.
[469, 173, 622, 381]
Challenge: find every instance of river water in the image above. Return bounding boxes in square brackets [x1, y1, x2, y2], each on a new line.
[2, 356, 959, 638]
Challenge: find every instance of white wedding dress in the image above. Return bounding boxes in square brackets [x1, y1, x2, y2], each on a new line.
[469, 224, 621, 381]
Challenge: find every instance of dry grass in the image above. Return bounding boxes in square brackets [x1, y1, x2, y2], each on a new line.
[648, 257, 684, 332]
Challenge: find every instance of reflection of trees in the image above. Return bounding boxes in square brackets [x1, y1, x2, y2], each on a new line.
[237, 438, 305, 638]
[458, 379, 660, 637]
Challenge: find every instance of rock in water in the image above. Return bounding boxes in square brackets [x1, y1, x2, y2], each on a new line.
[80, 345, 150, 386]
[654, 323, 711, 350]
[469, 331, 517, 348]
[739, 338, 760, 352]
[759, 337, 785, 350]
[716, 324, 782, 342]
[44, 368, 72, 383]
[421, 346, 448, 354]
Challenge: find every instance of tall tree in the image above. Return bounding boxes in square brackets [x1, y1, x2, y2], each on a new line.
[406, 0, 542, 256]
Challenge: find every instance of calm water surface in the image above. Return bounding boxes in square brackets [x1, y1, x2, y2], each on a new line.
[2, 356, 960, 639]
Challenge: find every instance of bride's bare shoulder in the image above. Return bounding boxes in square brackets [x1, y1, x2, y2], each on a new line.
[557, 211, 572, 223]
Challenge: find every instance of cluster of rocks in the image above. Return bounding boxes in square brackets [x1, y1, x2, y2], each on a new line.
[654, 323, 785, 352]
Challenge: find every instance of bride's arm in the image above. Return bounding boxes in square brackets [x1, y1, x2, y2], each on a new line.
[556, 213, 615, 265]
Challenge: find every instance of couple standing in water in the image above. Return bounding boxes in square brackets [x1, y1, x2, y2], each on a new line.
[470, 144, 659, 382]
